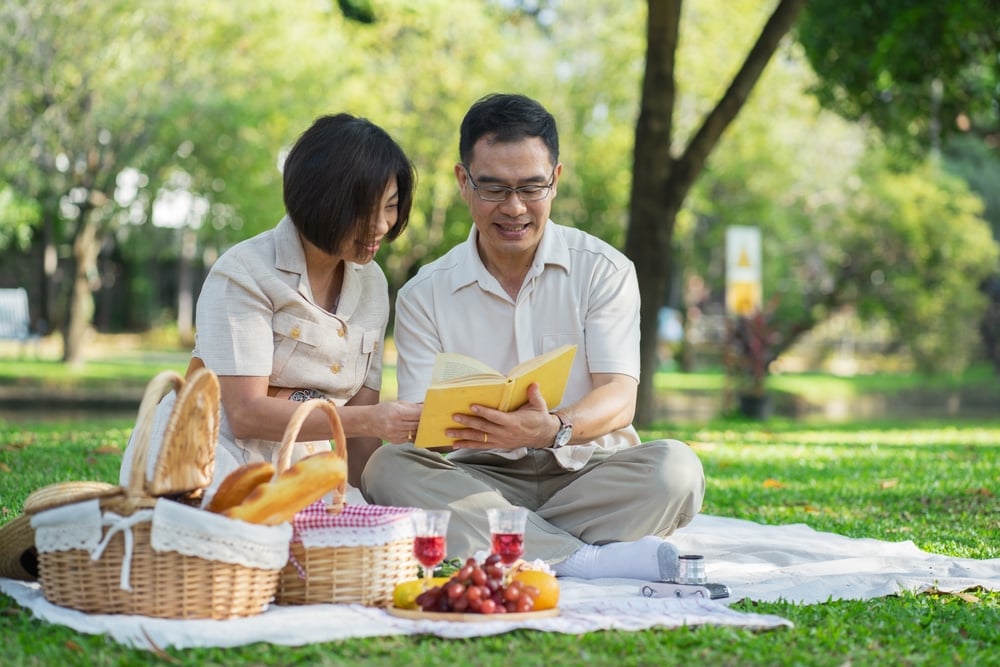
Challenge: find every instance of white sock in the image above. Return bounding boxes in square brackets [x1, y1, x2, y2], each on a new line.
[552, 536, 679, 581]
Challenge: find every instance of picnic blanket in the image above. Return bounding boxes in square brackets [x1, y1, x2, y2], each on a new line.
[3, 512, 999, 650]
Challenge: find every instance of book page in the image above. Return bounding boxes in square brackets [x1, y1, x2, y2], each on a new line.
[430, 352, 504, 385]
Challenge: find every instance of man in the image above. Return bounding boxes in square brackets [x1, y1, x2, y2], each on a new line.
[361, 93, 704, 580]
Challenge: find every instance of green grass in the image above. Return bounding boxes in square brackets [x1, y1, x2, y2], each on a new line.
[1, 348, 998, 664]
[2, 415, 998, 666]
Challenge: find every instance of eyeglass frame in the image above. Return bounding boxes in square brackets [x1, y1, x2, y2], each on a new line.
[461, 165, 556, 202]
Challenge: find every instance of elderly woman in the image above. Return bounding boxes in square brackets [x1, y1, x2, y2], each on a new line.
[121, 113, 422, 494]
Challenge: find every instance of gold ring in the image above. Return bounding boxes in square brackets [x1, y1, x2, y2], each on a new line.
[483, 432, 488, 444]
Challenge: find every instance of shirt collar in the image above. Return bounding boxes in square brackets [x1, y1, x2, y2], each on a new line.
[273, 215, 363, 315]
[448, 221, 570, 294]
[274, 216, 305, 274]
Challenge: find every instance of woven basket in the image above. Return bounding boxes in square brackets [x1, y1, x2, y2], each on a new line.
[274, 399, 418, 607]
[32, 369, 289, 619]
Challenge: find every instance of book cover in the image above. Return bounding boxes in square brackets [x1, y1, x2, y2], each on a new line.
[413, 344, 577, 448]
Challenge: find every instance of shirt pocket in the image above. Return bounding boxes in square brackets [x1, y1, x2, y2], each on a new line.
[542, 332, 586, 405]
[347, 328, 382, 394]
[271, 311, 330, 379]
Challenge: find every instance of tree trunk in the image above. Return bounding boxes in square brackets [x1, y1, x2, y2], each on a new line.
[628, 0, 807, 427]
[177, 227, 197, 347]
[62, 214, 102, 366]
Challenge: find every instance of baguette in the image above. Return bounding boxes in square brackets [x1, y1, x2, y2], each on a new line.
[205, 461, 275, 514]
[224, 451, 347, 526]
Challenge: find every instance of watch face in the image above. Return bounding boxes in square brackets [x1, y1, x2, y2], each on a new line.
[555, 425, 572, 448]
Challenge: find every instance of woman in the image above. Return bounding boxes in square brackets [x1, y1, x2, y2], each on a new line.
[120, 113, 422, 493]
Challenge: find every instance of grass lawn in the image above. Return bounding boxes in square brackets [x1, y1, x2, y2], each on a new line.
[0, 351, 998, 665]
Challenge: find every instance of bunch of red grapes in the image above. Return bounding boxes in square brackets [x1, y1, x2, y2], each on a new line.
[415, 554, 539, 614]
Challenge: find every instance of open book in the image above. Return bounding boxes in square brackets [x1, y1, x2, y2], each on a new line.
[413, 344, 577, 448]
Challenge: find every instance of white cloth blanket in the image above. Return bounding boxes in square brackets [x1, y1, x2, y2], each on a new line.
[671, 514, 1000, 604]
[4, 513, 999, 651]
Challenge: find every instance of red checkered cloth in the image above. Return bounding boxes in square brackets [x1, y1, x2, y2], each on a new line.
[291, 501, 416, 548]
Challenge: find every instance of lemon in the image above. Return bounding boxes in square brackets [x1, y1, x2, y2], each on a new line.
[392, 577, 449, 609]
[512, 570, 560, 610]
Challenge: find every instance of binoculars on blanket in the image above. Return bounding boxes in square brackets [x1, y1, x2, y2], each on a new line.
[640, 554, 731, 601]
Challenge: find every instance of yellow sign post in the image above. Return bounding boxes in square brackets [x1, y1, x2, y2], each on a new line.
[725, 226, 762, 316]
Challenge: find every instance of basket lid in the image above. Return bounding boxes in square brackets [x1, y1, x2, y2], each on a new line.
[0, 514, 37, 581]
[148, 367, 219, 497]
[23, 481, 123, 515]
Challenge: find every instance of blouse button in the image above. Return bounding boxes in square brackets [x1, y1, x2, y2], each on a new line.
[290, 326, 301, 339]
[330, 363, 342, 374]
[338, 326, 347, 338]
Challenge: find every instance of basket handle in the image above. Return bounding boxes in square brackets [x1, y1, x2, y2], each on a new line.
[274, 398, 348, 510]
[127, 370, 186, 498]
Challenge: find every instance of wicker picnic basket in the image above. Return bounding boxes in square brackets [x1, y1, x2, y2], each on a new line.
[29, 369, 291, 619]
[274, 399, 419, 607]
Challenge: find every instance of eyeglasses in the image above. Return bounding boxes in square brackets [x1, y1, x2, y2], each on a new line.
[463, 166, 555, 202]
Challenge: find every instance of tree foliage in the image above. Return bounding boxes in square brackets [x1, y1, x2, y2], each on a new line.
[0, 0, 997, 425]
[796, 0, 1000, 158]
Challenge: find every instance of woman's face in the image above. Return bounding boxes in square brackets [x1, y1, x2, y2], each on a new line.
[342, 178, 399, 264]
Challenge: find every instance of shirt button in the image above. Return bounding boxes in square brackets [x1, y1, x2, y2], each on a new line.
[330, 363, 342, 374]
[290, 326, 301, 339]
[338, 326, 346, 338]
[373, 341, 379, 351]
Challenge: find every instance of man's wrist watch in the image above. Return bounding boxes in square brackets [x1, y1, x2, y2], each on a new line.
[551, 411, 573, 449]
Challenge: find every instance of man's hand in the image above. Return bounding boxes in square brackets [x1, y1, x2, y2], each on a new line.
[447, 383, 557, 450]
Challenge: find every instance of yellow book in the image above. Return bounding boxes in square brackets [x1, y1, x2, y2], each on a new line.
[413, 344, 577, 448]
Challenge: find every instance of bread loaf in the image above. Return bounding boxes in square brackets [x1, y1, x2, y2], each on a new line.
[224, 451, 347, 526]
[205, 462, 276, 514]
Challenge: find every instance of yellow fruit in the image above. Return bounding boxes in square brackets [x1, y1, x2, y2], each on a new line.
[512, 570, 560, 610]
[392, 577, 449, 609]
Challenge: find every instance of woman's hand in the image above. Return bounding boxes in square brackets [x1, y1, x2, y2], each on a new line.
[371, 400, 423, 443]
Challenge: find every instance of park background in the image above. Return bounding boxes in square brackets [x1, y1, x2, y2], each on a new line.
[2, 3, 1000, 664]
[1, 0, 998, 427]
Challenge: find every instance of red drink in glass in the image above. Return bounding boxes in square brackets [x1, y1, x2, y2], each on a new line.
[413, 535, 446, 569]
[491, 532, 525, 565]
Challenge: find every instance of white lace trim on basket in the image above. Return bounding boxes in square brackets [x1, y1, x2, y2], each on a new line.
[31, 499, 105, 552]
[31, 498, 292, 592]
[293, 503, 416, 548]
[298, 519, 414, 548]
[150, 499, 292, 570]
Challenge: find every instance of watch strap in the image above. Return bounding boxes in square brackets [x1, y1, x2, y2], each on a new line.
[551, 410, 572, 448]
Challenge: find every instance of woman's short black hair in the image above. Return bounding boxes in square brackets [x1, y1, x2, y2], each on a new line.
[459, 93, 559, 167]
[282, 113, 415, 254]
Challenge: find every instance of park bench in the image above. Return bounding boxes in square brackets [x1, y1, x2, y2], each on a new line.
[0, 287, 40, 356]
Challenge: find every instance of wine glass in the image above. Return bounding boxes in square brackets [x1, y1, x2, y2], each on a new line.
[411, 508, 451, 590]
[487, 506, 528, 578]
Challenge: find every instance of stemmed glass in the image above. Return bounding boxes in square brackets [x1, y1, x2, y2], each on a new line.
[411, 508, 451, 590]
[487, 506, 528, 579]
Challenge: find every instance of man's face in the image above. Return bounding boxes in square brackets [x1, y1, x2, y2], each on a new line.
[455, 136, 561, 262]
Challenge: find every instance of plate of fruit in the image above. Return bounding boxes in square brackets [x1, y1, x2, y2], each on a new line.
[388, 554, 560, 622]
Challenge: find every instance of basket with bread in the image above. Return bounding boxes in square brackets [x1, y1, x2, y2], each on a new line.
[27, 368, 345, 620]
[254, 398, 419, 607]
